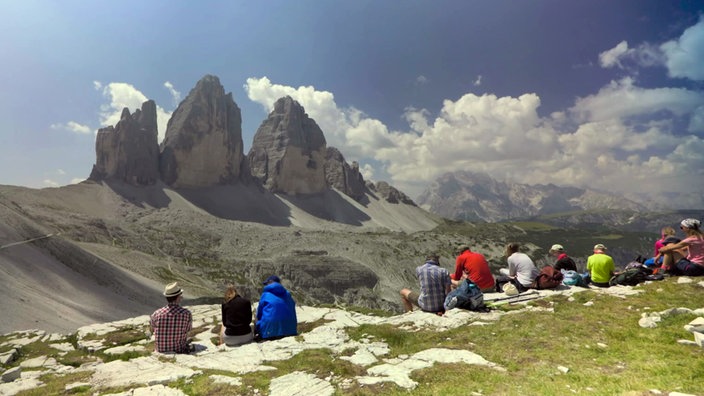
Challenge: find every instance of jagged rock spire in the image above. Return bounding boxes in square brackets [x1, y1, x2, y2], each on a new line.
[160, 75, 245, 188]
[89, 100, 160, 185]
[248, 96, 327, 195]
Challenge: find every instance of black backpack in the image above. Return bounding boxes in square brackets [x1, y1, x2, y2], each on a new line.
[609, 267, 648, 286]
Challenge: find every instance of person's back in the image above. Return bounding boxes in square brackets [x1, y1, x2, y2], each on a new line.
[256, 276, 297, 340]
[507, 252, 540, 287]
[587, 244, 615, 287]
[454, 248, 494, 290]
[417, 259, 452, 312]
[221, 285, 253, 347]
[554, 254, 577, 272]
[549, 244, 577, 272]
[151, 282, 192, 354]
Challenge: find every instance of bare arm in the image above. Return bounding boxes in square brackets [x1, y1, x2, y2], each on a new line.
[659, 239, 690, 253]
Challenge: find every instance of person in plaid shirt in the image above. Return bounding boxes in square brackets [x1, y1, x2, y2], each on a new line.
[399, 253, 451, 313]
[150, 282, 192, 354]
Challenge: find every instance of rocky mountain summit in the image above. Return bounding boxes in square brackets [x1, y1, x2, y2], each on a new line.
[159, 75, 245, 188]
[417, 171, 646, 222]
[89, 75, 413, 207]
[89, 100, 160, 185]
[248, 96, 328, 195]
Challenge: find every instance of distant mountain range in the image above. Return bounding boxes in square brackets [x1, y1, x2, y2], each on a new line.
[416, 171, 703, 223]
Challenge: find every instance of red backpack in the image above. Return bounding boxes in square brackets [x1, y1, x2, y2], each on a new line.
[532, 266, 564, 290]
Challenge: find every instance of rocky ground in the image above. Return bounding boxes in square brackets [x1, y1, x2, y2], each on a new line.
[1, 281, 703, 396]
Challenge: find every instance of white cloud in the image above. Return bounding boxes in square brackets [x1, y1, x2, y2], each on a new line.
[569, 77, 704, 123]
[661, 17, 704, 81]
[599, 40, 663, 70]
[50, 121, 92, 134]
[416, 75, 428, 85]
[164, 81, 182, 106]
[96, 81, 172, 143]
[57, 169, 66, 175]
[599, 41, 630, 68]
[42, 179, 59, 187]
[70, 177, 85, 184]
[244, 76, 704, 200]
[359, 163, 375, 181]
[473, 75, 482, 86]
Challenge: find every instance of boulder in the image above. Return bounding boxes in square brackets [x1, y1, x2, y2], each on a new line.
[367, 181, 415, 205]
[248, 96, 327, 195]
[324, 147, 366, 201]
[89, 101, 160, 185]
[160, 75, 245, 187]
[1, 367, 20, 383]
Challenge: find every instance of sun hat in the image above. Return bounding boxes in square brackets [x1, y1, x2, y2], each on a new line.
[502, 283, 519, 296]
[163, 282, 183, 297]
[263, 275, 281, 285]
[549, 244, 564, 253]
[681, 218, 701, 230]
[593, 243, 607, 251]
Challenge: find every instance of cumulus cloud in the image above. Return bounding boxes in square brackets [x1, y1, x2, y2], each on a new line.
[42, 179, 59, 187]
[95, 81, 172, 142]
[164, 81, 182, 106]
[599, 18, 704, 81]
[244, 76, 704, 200]
[473, 75, 482, 86]
[50, 121, 92, 134]
[661, 17, 704, 81]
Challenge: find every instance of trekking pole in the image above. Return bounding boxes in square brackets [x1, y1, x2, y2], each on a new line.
[0, 233, 60, 251]
[485, 290, 539, 303]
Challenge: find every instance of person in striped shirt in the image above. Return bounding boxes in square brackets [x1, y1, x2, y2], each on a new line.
[150, 282, 193, 354]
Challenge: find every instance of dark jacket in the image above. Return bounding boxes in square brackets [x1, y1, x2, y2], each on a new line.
[222, 295, 253, 336]
[255, 282, 297, 339]
[554, 253, 577, 272]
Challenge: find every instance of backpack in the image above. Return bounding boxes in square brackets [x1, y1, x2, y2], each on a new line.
[444, 279, 486, 311]
[532, 266, 564, 290]
[562, 270, 581, 286]
[609, 268, 648, 286]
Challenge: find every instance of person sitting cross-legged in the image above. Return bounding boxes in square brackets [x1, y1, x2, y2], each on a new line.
[587, 244, 615, 288]
[400, 253, 452, 314]
[150, 282, 193, 354]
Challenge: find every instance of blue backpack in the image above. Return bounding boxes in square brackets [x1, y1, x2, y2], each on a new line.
[562, 270, 588, 287]
[444, 279, 486, 311]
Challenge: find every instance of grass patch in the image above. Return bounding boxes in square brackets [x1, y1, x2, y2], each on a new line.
[297, 318, 334, 334]
[15, 371, 92, 396]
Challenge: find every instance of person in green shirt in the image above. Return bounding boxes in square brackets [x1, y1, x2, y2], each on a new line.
[587, 244, 615, 287]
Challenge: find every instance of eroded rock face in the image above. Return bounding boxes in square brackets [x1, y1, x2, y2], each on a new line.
[324, 147, 366, 201]
[368, 181, 416, 205]
[89, 101, 160, 185]
[160, 75, 244, 188]
[248, 96, 327, 195]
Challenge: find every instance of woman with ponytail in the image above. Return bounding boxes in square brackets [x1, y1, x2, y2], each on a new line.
[660, 218, 704, 277]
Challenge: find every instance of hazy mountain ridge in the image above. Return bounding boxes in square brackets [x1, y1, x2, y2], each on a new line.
[417, 171, 651, 222]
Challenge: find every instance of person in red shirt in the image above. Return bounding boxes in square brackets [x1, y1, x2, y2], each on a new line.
[451, 246, 495, 292]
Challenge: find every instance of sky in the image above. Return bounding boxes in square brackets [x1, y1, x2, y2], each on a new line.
[1, 1, 703, 206]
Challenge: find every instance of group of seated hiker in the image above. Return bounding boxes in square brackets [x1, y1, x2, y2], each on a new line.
[149, 274, 298, 354]
[399, 217, 704, 314]
[151, 218, 704, 351]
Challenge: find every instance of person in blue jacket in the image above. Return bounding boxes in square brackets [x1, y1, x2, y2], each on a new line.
[255, 275, 298, 341]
